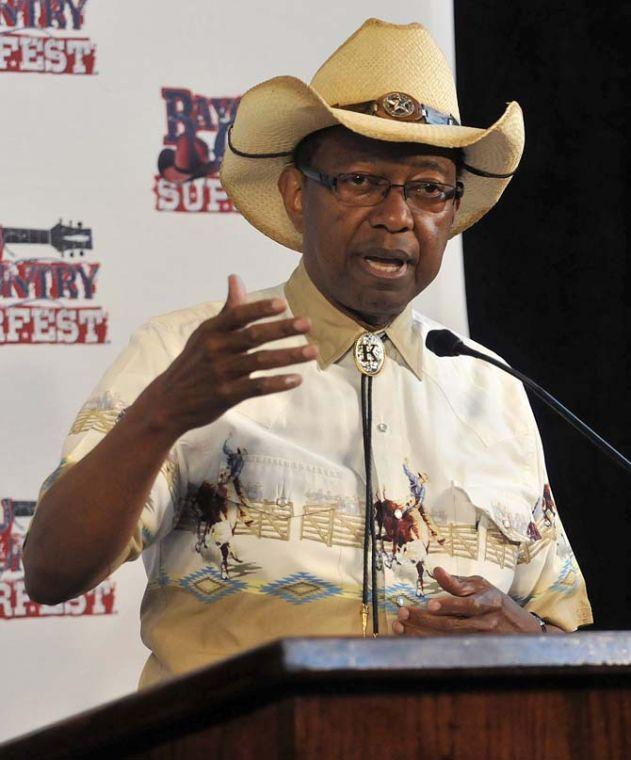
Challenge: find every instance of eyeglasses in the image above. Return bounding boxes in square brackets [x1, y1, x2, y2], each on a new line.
[298, 165, 464, 213]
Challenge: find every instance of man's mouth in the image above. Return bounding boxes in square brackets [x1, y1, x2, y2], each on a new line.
[357, 251, 411, 280]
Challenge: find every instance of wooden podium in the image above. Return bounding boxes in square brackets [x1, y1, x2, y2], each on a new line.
[2, 632, 630, 759]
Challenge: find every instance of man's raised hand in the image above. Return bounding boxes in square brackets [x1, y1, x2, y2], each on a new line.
[139, 273, 318, 439]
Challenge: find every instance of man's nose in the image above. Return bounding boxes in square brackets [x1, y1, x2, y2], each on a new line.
[368, 184, 414, 232]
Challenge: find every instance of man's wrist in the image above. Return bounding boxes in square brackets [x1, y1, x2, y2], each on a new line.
[530, 611, 548, 633]
[119, 387, 182, 450]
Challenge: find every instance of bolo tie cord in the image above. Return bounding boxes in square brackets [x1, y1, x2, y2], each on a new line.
[360, 372, 379, 636]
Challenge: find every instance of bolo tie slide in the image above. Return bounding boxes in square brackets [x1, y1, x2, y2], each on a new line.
[354, 332, 385, 637]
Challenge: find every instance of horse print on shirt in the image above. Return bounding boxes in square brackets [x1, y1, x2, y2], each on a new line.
[375, 461, 444, 597]
[177, 439, 297, 580]
[189, 439, 253, 580]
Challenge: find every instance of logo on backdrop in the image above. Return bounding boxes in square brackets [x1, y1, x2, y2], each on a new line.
[0, 498, 116, 619]
[0, 0, 96, 75]
[0, 219, 109, 344]
[154, 87, 240, 214]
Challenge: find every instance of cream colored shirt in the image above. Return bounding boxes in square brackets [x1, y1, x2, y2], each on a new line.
[41, 259, 592, 688]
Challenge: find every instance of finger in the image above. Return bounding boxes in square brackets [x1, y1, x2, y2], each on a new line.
[219, 297, 289, 331]
[394, 620, 433, 636]
[225, 344, 319, 378]
[393, 612, 435, 637]
[433, 566, 480, 597]
[223, 371, 303, 404]
[397, 605, 412, 623]
[426, 592, 502, 618]
[224, 274, 247, 310]
[396, 609, 499, 635]
[229, 316, 312, 352]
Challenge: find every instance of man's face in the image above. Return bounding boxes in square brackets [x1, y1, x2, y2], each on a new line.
[279, 128, 461, 327]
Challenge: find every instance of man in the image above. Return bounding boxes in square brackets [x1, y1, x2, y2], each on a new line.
[24, 19, 592, 687]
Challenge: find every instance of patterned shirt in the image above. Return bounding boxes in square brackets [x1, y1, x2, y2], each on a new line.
[41, 258, 593, 688]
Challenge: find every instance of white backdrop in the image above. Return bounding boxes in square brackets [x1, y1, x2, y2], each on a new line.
[0, 0, 466, 742]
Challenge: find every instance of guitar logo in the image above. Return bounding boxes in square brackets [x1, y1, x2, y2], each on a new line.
[0, 220, 92, 260]
[0, 218, 108, 345]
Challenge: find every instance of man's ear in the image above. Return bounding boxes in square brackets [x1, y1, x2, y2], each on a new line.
[278, 165, 305, 233]
[450, 195, 462, 227]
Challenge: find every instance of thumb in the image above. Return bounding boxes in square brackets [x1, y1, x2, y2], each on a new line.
[433, 566, 476, 597]
[224, 273, 247, 310]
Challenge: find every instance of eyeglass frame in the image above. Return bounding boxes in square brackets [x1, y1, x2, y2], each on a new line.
[296, 164, 465, 212]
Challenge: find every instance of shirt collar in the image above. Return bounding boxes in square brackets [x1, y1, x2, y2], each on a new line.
[284, 258, 423, 380]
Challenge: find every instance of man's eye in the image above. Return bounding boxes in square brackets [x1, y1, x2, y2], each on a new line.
[408, 182, 446, 198]
[339, 173, 385, 188]
[346, 174, 372, 186]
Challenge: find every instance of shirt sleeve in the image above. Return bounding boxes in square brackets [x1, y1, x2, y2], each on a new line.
[508, 430, 593, 631]
[36, 321, 184, 573]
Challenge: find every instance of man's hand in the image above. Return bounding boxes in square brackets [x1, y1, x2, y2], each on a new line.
[139, 273, 318, 438]
[393, 566, 546, 636]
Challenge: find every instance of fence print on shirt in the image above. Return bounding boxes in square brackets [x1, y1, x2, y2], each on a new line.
[69, 391, 126, 435]
[234, 501, 293, 541]
[300, 506, 364, 548]
[296, 500, 550, 574]
[430, 523, 478, 562]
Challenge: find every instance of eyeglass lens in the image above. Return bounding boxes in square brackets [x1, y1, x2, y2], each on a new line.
[335, 174, 457, 212]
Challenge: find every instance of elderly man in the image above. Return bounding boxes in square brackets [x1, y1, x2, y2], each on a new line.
[24, 19, 592, 687]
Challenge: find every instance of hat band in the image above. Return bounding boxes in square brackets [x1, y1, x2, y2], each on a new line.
[461, 163, 516, 179]
[334, 92, 460, 125]
[227, 126, 293, 159]
[227, 122, 517, 180]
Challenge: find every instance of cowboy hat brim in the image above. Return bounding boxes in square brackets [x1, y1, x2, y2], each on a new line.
[220, 75, 525, 251]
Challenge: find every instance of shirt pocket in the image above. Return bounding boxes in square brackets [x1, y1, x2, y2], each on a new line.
[452, 480, 536, 544]
[237, 451, 361, 526]
[433, 481, 537, 590]
[229, 452, 365, 591]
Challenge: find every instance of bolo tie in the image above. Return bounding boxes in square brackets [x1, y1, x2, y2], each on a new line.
[353, 331, 386, 637]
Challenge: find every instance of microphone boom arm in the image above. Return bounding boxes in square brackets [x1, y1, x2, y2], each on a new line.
[457, 341, 631, 475]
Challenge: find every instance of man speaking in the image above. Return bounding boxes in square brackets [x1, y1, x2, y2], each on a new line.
[24, 18, 592, 687]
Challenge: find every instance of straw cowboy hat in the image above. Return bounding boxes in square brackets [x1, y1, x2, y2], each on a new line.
[220, 17, 524, 251]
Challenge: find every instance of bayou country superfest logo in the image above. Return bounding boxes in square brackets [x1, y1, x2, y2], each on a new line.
[0, 0, 96, 75]
[0, 498, 116, 619]
[154, 87, 240, 213]
[0, 219, 109, 344]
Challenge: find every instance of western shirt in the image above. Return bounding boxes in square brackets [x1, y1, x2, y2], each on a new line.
[40, 258, 593, 687]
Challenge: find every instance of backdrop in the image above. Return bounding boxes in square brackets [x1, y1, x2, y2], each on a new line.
[0, 0, 465, 742]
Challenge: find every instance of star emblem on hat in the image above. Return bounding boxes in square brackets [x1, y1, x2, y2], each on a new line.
[382, 92, 417, 119]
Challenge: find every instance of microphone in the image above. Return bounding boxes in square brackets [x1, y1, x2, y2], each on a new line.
[425, 329, 631, 474]
[425, 329, 468, 357]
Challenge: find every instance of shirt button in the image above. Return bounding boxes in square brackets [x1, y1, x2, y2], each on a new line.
[502, 517, 511, 528]
[377, 423, 388, 432]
